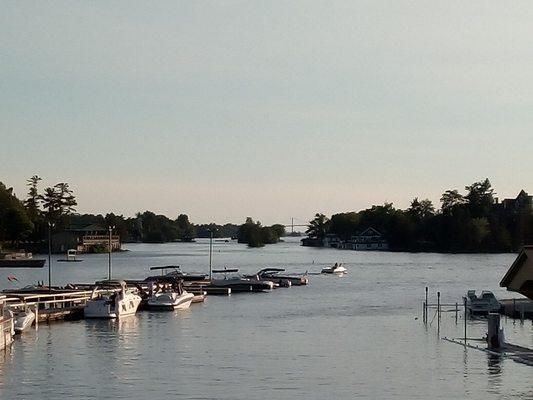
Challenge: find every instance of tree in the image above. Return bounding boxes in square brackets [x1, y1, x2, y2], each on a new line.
[41, 182, 77, 226]
[24, 175, 42, 218]
[465, 178, 495, 218]
[0, 182, 33, 244]
[440, 190, 466, 214]
[408, 198, 435, 221]
[306, 213, 329, 239]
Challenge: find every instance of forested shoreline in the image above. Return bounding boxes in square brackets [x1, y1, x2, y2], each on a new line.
[1, 176, 531, 253]
[305, 179, 532, 253]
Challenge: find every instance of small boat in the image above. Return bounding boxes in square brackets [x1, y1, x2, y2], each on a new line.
[0, 252, 46, 268]
[464, 290, 501, 314]
[145, 276, 195, 310]
[0, 296, 14, 350]
[57, 249, 83, 262]
[13, 308, 35, 333]
[321, 263, 347, 275]
[84, 280, 142, 319]
[211, 268, 274, 292]
[254, 268, 309, 286]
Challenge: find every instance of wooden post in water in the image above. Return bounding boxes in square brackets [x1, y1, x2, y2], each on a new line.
[455, 302, 458, 324]
[34, 304, 38, 331]
[423, 301, 426, 324]
[463, 297, 467, 343]
[425, 287, 428, 323]
[487, 313, 501, 349]
[521, 303, 525, 323]
[437, 291, 441, 336]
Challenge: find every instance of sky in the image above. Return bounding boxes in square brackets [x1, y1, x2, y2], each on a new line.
[1, 1, 533, 225]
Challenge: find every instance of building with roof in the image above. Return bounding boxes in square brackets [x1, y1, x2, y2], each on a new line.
[52, 223, 120, 253]
[500, 246, 533, 300]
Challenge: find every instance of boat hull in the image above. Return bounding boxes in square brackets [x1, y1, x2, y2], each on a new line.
[0, 259, 46, 268]
[147, 292, 194, 310]
[14, 311, 35, 333]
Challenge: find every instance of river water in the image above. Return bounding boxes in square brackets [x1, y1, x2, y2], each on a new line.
[0, 238, 531, 399]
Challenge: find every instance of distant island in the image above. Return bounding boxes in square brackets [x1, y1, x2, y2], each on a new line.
[303, 179, 532, 253]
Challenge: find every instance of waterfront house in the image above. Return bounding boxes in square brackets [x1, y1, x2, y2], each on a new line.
[323, 234, 341, 248]
[301, 237, 324, 247]
[500, 245, 533, 300]
[52, 223, 120, 253]
[494, 190, 533, 215]
[342, 227, 389, 251]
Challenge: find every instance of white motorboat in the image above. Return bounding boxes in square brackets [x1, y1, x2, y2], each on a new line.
[321, 263, 347, 275]
[84, 280, 142, 319]
[147, 291, 195, 310]
[464, 290, 501, 314]
[13, 308, 35, 333]
[0, 296, 14, 350]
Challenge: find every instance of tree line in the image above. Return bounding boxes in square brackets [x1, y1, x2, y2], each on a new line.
[306, 179, 533, 253]
[0, 176, 284, 251]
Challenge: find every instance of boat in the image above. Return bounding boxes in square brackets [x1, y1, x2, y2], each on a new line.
[321, 263, 347, 275]
[464, 290, 502, 314]
[145, 276, 195, 310]
[211, 268, 274, 292]
[150, 266, 208, 281]
[57, 249, 83, 262]
[253, 268, 309, 286]
[84, 280, 142, 318]
[0, 252, 46, 268]
[0, 296, 14, 350]
[13, 308, 35, 333]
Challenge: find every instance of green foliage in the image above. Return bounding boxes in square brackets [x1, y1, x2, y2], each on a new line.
[237, 217, 283, 247]
[306, 213, 329, 239]
[0, 182, 34, 244]
[311, 179, 533, 253]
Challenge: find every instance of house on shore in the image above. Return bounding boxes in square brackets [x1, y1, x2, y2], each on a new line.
[52, 223, 121, 253]
[340, 228, 389, 251]
[500, 245, 533, 300]
[494, 190, 533, 215]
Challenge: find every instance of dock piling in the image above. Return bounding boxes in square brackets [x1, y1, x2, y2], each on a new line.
[437, 291, 441, 336]
[487, 313, 501, 350]
[463, 297, 467, 343]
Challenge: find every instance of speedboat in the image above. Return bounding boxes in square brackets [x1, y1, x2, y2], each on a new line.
[0, 296, 14, 350]
[145, 275, 195, 310]
[84, 280, 142, 319]
[13, 308, 35, 333]
[150, 266, 208, 281]
[211, 268, 274, 292]
[255, 268, 309, 286]
[464, 290, 501, 314]
[147, 291, 195, 310]
[321, 263, 347, 275]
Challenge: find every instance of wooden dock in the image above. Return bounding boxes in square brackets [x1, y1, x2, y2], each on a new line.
[499, 298, 533, 319]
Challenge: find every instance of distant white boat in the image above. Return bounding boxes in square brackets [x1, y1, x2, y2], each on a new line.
[84, 280, 142, 319]
[464, 290, 501, 314]
[321, 263, 347, 275]
[13, 308, 35, 333]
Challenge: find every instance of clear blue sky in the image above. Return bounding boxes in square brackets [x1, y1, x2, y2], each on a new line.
[2, 1, 532, 225]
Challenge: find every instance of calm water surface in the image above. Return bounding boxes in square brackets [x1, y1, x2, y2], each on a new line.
[0, 238, 531, 399]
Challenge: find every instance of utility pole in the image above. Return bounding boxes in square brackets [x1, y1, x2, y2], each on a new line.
[108, 226, 114, 280]
[209, 230, 213, 280]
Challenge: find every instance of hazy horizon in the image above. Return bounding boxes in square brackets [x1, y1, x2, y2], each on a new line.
[2, 2, 533, 225]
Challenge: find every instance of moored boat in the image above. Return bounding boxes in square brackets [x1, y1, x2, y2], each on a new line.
[145, 275, 195, 310]
[84, 280, 142, 319]
[211, 268, 274, 292]
[253, 268, 309, 286]
[464, 290, 501, 314]
[13, 308, 35, 333]
[0, 252, 46, 268]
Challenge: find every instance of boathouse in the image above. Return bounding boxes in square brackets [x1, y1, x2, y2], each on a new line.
[341, 227, 389, 251]
[500, 245, 533, 300]
[52, 223, 120, 253]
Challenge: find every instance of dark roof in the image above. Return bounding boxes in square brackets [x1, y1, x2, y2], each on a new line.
[66, 223, 107, 232]
[500, 246, 533, 287]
